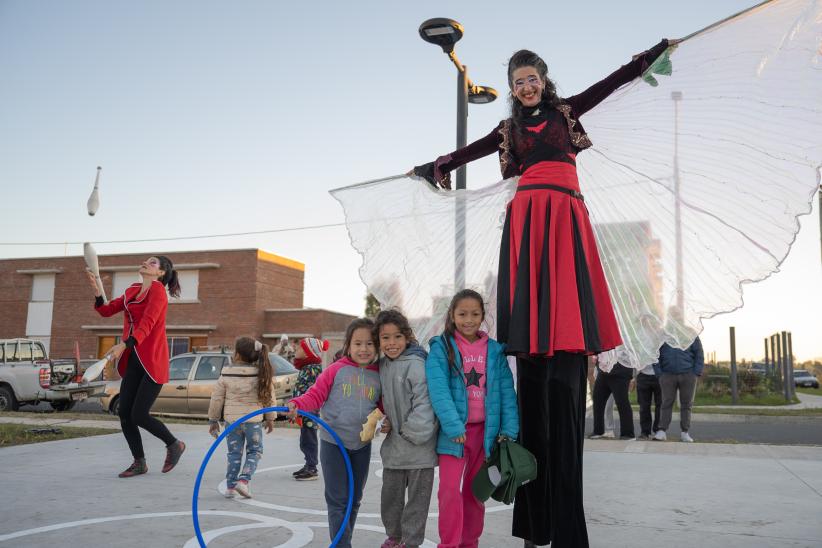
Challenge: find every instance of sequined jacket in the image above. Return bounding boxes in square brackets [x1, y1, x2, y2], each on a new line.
[422, 40, 669, 185]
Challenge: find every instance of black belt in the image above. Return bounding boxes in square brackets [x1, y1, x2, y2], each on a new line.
[516, 183, 584, 201]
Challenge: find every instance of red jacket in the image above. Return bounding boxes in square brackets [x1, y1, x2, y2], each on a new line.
[94, 281, 170, 384]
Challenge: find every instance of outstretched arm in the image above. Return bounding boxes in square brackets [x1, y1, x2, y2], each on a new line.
[413, 122, 502, 189]
[565, 39, 670, 117]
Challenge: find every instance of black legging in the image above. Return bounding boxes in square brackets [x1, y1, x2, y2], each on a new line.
[592, 364, 635, 438]
[119, 351, 176, 459]
[512, 352, 589, 548]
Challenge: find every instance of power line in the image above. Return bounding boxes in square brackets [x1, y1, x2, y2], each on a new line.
[0, 221, 347, 246]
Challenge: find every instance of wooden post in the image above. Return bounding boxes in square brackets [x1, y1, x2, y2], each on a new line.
[788, 332, 795, 400]
[729, 327, 738, 405]
[781, 331, 790, 402]
[764, 338, 770, 372]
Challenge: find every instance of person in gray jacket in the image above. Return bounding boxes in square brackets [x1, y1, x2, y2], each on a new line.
[374, 310, 438, 548]
[653, 336, 704, 443]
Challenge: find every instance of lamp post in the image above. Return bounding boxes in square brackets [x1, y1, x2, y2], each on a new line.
[419, 18, 498, 291]
[671, 91, 684, 322]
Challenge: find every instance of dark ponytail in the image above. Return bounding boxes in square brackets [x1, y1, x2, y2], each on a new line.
[156, 255, 181, 298]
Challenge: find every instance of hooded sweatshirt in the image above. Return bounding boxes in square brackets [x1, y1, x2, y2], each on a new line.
[379, 343, 438, 469]
[290, 356, 381, 450]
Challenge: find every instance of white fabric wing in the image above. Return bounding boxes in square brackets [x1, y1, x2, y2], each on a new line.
[332, 0, 822, 367]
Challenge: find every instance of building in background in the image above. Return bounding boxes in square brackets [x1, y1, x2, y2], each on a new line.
[0, 248, 354, 376]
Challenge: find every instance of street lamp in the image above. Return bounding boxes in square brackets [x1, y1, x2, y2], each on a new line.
[419, 18, 498, 290]
[671, 91, 684, 322]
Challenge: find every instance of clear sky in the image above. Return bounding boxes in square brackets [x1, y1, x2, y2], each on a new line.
[1, 0, 819, 362]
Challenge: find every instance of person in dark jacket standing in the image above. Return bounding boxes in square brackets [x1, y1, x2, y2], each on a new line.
[636, 362, 662, 440]
[589, 358, 635, 440]
[653, 337, 704, 443]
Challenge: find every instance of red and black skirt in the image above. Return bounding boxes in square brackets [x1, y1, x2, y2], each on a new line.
[496, 162, 622, 356]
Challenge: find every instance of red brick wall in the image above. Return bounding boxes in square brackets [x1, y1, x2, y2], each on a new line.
[0, 249, 306, 359]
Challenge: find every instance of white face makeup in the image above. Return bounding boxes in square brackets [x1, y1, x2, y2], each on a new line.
[511, 66, 544, 108]
[139, 257, 164, 280]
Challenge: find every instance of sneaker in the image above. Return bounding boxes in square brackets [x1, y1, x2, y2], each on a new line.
[235, 480, 252, 498]
[638, 433, 652, 440]
[602, 431, 616, 439]
[292, 465, 308, 477]
[619, 435, 636, 441]
[588, 433, 606, 440]
[381, 538, 402, 548]
[162, 440, 186, 473]
[295, 468, 319, 481]
[118, 458, 147, 478]
[681, 432, 694, 443]
[652, 430, 667, 441]
[224, 487, 236, 499]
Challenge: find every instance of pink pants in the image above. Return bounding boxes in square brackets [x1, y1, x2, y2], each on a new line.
[437, 422, 486, 548]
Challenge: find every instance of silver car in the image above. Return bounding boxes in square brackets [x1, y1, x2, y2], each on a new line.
[100, 351, 298, 417]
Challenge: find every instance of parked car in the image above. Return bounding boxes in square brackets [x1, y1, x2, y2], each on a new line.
[100, 350, 298, 417]
[0, 338, 106, 412]
[794, 370, 820, 389]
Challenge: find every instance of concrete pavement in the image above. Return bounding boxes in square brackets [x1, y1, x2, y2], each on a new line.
[1, 426, 821, 547]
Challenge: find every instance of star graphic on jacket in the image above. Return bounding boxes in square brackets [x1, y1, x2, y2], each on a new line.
[465, 367, 483, 387]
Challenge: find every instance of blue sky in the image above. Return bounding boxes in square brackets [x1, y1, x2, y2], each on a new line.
[1, 0, 819, 361]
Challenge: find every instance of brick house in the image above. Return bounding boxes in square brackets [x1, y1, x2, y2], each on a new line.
[0, 248, 355, 374]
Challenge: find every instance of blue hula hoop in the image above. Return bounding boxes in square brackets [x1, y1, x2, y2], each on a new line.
[191, 406, 355, 547]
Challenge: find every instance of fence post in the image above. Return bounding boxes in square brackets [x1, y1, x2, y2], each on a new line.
[775, 334, 783, 386]
[788, 332, 795, 400]
[781, 331, 790, 402]
[729, 327, 738, 405]
[764, 338, 769, 373]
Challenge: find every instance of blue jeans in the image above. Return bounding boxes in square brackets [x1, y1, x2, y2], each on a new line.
[225, 421, 263, 488]
[320, 440, 371, 548]
[300, 423, 319, 469]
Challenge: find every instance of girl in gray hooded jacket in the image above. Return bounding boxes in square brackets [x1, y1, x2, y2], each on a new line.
[375, 310, 438, 548]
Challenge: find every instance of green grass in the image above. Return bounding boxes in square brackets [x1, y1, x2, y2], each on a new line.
[0, 410, 206, 425]
[693, 393, 800, 406]
[628, 391, 799, 407]
[0, 422, 117, 447]
[796, 386, 821, 396]
[689, 407, 822, 417]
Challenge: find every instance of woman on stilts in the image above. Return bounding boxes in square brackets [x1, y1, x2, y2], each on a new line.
[413, 39, 672, 547]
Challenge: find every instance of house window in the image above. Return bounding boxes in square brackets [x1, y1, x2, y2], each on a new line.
[113, 272, 139, 298]
[169, 270, 199, 302]
[168, 337, 190, 357]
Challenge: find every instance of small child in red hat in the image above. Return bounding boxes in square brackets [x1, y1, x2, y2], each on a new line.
[291, 337, 329, 481]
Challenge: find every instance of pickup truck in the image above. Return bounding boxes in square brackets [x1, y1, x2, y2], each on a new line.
[0, 338, 106, 412]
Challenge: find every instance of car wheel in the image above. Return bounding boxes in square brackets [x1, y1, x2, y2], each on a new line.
[0, 385, 19, 412]
[50, 400, 77, 412]
[110, 396, 120, 416]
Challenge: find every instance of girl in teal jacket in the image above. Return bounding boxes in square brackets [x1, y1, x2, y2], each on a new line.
[425, 289, 519, 548]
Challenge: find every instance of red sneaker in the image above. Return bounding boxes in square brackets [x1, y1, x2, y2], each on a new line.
[118, 458, 147, 478]
[162, 440, 185, 473]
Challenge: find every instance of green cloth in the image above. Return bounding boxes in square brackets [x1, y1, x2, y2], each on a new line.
[642, 45, 677, 87]
[471, 439, 537, 505]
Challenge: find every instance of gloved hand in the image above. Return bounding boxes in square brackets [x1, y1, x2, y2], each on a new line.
[410, 162, 452, 190]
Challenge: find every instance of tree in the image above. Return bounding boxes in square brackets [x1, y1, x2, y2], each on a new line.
[365, 293, 381, 318]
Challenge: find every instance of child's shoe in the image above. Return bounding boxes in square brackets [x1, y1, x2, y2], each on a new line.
[380, 538, 402, 548]
[224, 487, 236, 499]
[235, 479, 252, 498]
[292, 465, 308, 477]
[118, 458, 147, 478]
